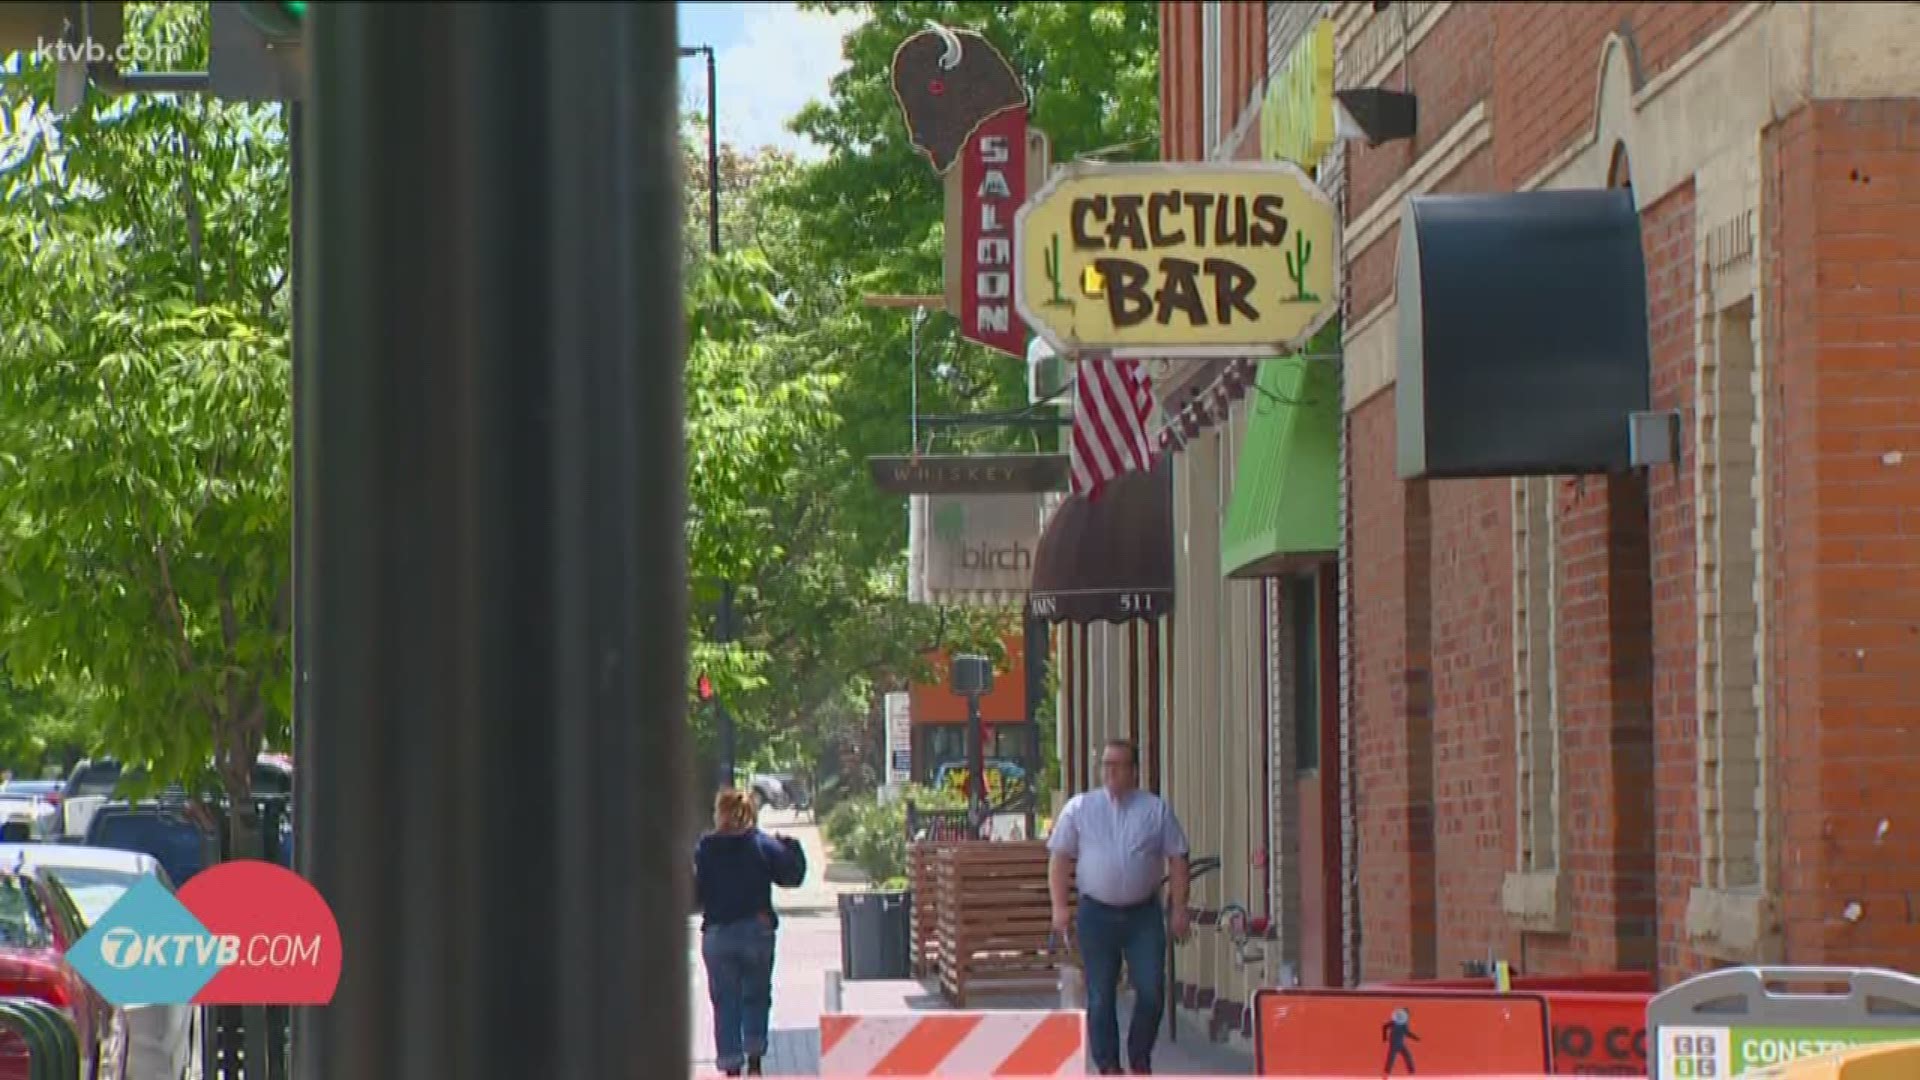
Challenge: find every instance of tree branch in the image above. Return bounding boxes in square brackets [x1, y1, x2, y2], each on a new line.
[217, 571, 240, 653]
[178, 124, 206, 305]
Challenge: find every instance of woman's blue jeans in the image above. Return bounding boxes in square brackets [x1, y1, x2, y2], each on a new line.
[702, 917, 777, 1071]
[1077, 897, 1167, 1074]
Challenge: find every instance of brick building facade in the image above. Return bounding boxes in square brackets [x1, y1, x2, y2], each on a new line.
[1140, 0, 1920, 1001]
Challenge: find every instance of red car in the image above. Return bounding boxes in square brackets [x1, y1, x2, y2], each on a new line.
[0, 867, 125, 1080]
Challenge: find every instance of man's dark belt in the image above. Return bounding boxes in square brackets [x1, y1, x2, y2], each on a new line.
[1080, 894, 1159, 912]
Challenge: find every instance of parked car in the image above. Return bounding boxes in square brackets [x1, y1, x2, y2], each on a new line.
[62, 756, 293, 806]
[0, 794, 59, 841]
[747, 773, 809, 813]
[0, 844, 195, 1080]
[82, 805, 221, 889]
[1, 781, 64, 805]
[0, 862, 127, 1080]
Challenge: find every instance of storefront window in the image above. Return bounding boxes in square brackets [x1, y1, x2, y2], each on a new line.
[912, 724, 967, 783]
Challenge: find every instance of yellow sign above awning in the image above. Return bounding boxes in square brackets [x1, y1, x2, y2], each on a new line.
[1262, 18, 1335, 170]
[1013, 161, 1339, 360]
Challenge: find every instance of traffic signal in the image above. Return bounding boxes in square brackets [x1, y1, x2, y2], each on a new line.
[210, 0, 306, 102]
[696, 674, 714, 702]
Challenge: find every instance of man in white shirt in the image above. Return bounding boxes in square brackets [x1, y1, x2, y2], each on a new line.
[1047, 738, 1191, 1075]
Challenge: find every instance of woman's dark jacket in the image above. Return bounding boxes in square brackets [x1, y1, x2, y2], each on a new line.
[693, 827, 791, 930]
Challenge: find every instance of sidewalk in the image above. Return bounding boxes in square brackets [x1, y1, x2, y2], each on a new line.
[688, 811, 1253, 1075]
[839, 979, 1253, 1076]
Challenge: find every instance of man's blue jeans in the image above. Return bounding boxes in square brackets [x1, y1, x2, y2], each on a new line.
[1077, 897, 1167, 1074]
[702, 917, 777, 1072]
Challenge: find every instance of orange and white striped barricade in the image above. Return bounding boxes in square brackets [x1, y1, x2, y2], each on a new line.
[819, 1010, 1088, 1076]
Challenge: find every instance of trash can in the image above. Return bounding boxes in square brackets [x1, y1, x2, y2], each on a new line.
[839, 890, 912, 980]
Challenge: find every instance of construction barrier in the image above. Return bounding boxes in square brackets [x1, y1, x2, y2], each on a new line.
[1739, 1039, 1920, 1079]
[1372, 973, 1655, 1076]
[818, 1011, 1087, 1076]
[1374, 972, 1656, 994]
[699, 1074, 1566, 1079]
[1648, 967, 1920, 1079]
[1254, 988, 1554, 1076]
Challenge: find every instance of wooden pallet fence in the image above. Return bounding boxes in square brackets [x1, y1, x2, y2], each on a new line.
[933, 841, 1074, 1007]
[909, 841, 962, 978]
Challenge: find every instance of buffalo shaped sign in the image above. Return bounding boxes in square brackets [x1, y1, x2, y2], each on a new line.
[890, 24, 1026, 175]
[892, 23, 1037, 358]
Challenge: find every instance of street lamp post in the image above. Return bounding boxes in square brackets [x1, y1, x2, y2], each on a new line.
[678, 45, 720, 260]
[680, 43, 736, 792]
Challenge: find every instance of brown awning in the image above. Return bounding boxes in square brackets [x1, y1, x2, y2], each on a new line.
[1027, 459, 1174, 624]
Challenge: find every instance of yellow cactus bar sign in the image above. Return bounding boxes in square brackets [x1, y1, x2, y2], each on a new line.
[1013, 160, 1339, 360]
[1262, 18, 1336, 170]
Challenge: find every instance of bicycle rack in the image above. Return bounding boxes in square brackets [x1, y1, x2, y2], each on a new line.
[1165, 855, 1223, 1044]
[0, 997, 83, 1080]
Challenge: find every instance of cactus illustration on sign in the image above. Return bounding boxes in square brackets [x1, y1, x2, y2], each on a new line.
[1285, 230, 1318, 303]
[1042, 233, 1074, 310]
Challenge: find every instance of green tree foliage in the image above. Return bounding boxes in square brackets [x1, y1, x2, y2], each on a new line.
[677, 5, 1158, 788]
[779, 1, 1161, 564]
[679, 115, 1011, 782]
[0, 3, 290, 818]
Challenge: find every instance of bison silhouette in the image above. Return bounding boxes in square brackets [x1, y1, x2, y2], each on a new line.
[889, 23, 1027, 175]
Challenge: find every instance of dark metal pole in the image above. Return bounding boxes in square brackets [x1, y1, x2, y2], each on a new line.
[717, 580, 736, 790]
[286, 94, 310, 1080]
[704, 47, 720, 261]
[1022, 612, 1046, 834]
[302, 6, 686, 1079]
[705, 48, 736, 792]
[966, 692, 986, 831]
[683, 43, 736, 792]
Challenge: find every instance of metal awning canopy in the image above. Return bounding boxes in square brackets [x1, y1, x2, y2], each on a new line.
[1221, 355, 1341, 579]
[1396, 189, 1652, 480]
[1027, 459, 1174, 624]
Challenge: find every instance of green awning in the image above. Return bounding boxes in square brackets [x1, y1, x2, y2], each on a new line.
[1221, 350, 1342, 579]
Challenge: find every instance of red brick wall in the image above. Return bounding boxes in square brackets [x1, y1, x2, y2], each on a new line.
[1490, 2, 1747, 188]
[1427, 478, 1514, 976]
[1347, 395, 1437, 981]
[1554, 467, 1656, 973]
[1340, 2, 1748, 984]
[1347, 5, 1496, 223]
[1159, 1, 1265, 162]
[1639, 178, 1707, 983]
[1349, 145, 1495, 324]
[1768, 99, 1920, 967]
[1160, 2, 1202, 163]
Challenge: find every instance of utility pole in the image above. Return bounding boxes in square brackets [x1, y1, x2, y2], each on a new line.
[681, 42, 736, 792]
[303, 6, 686, 1077]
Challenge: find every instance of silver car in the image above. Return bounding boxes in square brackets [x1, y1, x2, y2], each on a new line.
[0, 844, 197, 1080]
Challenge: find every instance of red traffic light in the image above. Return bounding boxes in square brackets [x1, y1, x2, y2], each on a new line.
[696, 674, 714, 701]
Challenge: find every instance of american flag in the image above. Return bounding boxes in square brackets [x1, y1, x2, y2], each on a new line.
[1069, 355, 1158, 500]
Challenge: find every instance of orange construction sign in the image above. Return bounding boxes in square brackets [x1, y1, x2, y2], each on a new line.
[1254, 989, 1554, 1076]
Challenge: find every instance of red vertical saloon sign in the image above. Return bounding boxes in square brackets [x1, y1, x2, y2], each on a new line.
[959, 106, 1029, 359]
